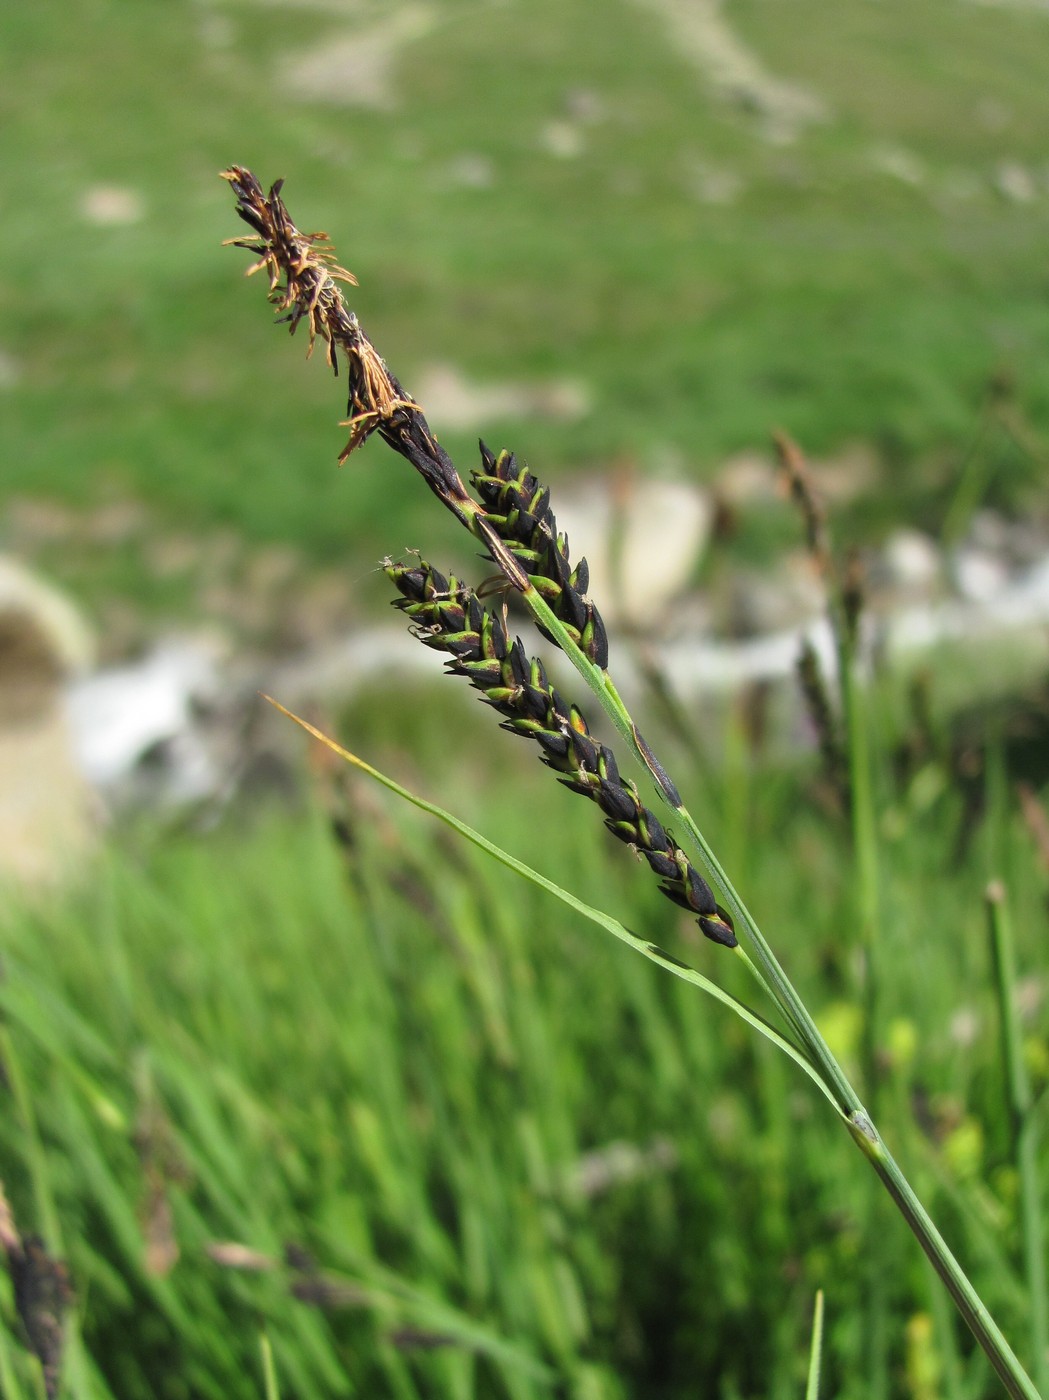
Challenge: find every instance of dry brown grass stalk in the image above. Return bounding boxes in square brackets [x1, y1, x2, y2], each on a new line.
[774, 429, 831, 578]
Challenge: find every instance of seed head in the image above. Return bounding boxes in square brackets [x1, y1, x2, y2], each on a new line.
[472, 443, 609, 667]
[386, 558, 735, 947]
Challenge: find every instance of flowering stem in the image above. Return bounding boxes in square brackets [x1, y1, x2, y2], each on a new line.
[520, 584, 1043, 1400]
[224, 165, 1043, 1398]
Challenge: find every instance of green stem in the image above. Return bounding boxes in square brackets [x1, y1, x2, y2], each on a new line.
[515, 583, 1044, 1400]
[259, 1335, 281, 1400]
[925, 1255, 967, 1400]
[987, 882, 1049, 1397]
[521, 586, 862, 1104]
[848, 1111, 1042, 1400]
[805, 1290, 825, 1400]
[838, 605, 889, 1400]
[839, 631, 880, 1061]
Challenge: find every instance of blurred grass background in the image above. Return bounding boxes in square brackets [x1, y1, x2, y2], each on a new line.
[3, 1, 1049, 1396]
[4, 0, 1049, 618]
[2, 717, 1048, 1399]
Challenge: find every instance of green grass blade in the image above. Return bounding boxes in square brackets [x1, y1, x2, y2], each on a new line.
[517, 585, 860, 1112]
[805, 1290, 825, 1400]
[0, 1028, 62, 1252]
[0, 1318, 29, 1400]
[264, 697, 841, 1115]
[986, 881, 1049, 1399]
[260, 1334, 281, 1400]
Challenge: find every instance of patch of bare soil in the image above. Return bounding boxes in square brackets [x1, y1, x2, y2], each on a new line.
[282, 4, 438, 109]
[622, 0, 827, 143]
[411, 362, 590, 431]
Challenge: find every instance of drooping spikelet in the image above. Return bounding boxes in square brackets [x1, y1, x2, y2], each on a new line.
[387, 559, 736, 948]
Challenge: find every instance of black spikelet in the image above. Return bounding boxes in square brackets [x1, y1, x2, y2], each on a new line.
[472, 444, 609, 668]
[386, 558, 735, 948]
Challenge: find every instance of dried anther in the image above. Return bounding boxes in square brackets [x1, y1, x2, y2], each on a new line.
[387, 559, 736, 947]
[223, 168, 583, 599]
[222, 168, 358, 364]
[221, 166, 482, 532]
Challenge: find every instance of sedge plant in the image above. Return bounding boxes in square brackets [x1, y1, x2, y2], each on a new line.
[222, 165, 1045, 1399]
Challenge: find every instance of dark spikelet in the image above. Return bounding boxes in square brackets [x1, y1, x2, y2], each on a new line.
[0, 1193, 72, 1400]
[223, 169, 628, 617]
[698, 912, 738, 948]
[386, 558, 735, 948]
[13, 1240, 72, 1399]
[389, 1327, 459, 1352]
[775, 429, 866, 653]
[774, 431, 830, 578]
[841, 548, 865, 649]
[796, 638, 847, 809]
[471, 444, 610, 667]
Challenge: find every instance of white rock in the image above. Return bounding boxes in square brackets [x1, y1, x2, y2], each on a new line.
[951, 547, 1010, 603]
[282, 6, 437, 109]
[68, 637, 225, 795]
[554, 475, 714, 630]
[0, 349, 21, 389]
[444, 153, 496, 189]
[869, 144, 926, 186]
[413, 363, 589, 431]
[621, 0, 827, 143]
[0, 556, 95, 677]
[0, 558, 97, 885]
[683, 158, 744, 205]
[727, 554, 825, 637]
[879, 529, 942, 597]
[541, 121, 585, 160]
[713, 451, 778, 507]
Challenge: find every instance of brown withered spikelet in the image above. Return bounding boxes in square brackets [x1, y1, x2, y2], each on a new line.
[774, 430, 830, 578]
[387, 558, 736, 947]
[222, 166, 533, 588]
[224, 166, 613, 671]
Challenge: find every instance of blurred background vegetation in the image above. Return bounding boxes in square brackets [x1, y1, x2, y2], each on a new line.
[2, 1, 1049, 1396]
[4, 0, 1049, 624]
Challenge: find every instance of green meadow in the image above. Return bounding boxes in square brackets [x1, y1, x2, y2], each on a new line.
[4, 0, 1049, 606]
[2, 699, 1048, 1398]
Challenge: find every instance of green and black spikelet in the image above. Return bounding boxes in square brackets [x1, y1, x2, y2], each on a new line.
[387, 559, 735, 948]
[471, 443, 609, 668]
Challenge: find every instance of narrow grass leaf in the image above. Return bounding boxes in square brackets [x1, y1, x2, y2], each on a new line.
[263, 698, 841, 1113]
[259, 1333, 281, 1400]
[805, 1289, 825, 1400]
